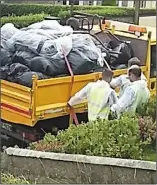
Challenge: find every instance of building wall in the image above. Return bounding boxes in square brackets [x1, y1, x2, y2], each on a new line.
[118, 0, 156, 8]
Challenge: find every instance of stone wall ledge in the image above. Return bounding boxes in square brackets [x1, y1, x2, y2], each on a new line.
[6, 147, 156, 171]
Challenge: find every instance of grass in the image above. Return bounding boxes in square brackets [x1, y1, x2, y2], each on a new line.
[1, 173, 30, 184]
[142, 148, 156, 162]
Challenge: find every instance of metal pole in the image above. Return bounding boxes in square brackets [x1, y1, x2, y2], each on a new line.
[134, 0, 140, 25]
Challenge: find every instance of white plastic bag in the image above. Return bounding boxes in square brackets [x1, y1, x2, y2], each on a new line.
[1, 23, 19, 40]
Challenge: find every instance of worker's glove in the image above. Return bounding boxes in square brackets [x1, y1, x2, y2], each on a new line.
[111, 104, 116, 112]
[111, 104, 120, 119]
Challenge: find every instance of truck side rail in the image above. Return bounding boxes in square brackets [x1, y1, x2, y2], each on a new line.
[1, 80, 33, 125]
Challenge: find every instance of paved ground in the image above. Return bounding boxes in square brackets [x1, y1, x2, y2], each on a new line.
[139, 16, 156, 27]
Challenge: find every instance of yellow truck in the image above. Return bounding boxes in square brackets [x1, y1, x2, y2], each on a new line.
[1, 19, 156, 145]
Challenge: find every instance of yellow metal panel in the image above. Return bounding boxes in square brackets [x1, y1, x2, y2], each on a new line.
[35, 102, 87, 122]
[36, 73, 100, 107]
[1, 109, 34, 126]
[149, 78, 156, 96]
[90, 22, 156, 42]
[1, 80, 33, 125]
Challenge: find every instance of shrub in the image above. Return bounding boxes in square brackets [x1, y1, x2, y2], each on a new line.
[58, 10, 71, 19]
[1, 4, 156, 17]
[136, 96, 156, 121]
[30, 116, 148, 160]
[77, 8, 134, 17]
[102, 0, 116, 6]
[138, 116, 156, 143]
[1, 13, 47, 28]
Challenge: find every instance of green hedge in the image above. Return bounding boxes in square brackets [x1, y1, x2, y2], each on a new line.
[1, 4, 156, 17]
[30, 116, 145, 159]
[102, 0, 116, 6]
[1, 14, 47, 28]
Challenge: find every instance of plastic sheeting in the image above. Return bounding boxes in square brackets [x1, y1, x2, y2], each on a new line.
[1, 20, 133, 87]
[1, 20, 105, 87]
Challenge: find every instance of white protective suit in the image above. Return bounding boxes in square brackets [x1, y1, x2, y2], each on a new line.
[68, 80, 118, 121]
[111, 80, 150, 117]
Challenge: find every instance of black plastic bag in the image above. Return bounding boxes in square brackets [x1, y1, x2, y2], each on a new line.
[1, 65, 10, 80]
[4, 63, 30, 83]
[7, 63, 30, 76]
[16, 71, 50, 87]
[12, 43, 40, 66]
[1, 48, 12, 66]
[29, 56, 68, 77]
[68, 49, 97, 75]
[108, 41, 134, 67]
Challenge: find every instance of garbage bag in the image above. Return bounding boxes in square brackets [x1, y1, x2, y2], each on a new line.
[28, 20, 73, 33]
[6, 30, 48, 52]
[108, 40, 134, 67]
[1, 65, 10, 80]
[16, 71, 49, 87]
[1, 48, 12, 66]
[40, 36, 72, 59]
[1, 23, 19, 40]
[7, 63, 30, 77]
[1, 63, 30, 83]
[29, 56, 68, 76]
[68, 49, 97, 75]
[71, 34, 103, 67]
[12, 43, 40, 66]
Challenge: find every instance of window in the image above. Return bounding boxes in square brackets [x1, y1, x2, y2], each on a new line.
[150, 45, 156, 78]
[69, 0, 79, 5]
[122, 0, 128, 7]
[83, 0, 89, 5]
[97, 1, 102, 6]
[140, 0, 146, 8]
[89, 0, 93, 5]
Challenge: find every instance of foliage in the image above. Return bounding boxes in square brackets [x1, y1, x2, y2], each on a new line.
[30, 135, 65, 153]
[58, 10, 71, 19]
[102, 0, 116, 6]
[1, 173, 30, 184]
[30, 116, 149, 160]
[136, 96, 156, 121]
[138, 116, 156, 143]
[1, 13, 47, 28]
[1, 4, 156, 17]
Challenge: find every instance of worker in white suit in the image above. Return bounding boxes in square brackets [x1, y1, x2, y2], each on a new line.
[110, 57, 147, 97]
[111, 67, 150, 117]
[68, 69, 118, 121]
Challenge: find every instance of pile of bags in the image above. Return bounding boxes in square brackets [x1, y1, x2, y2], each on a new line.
[1, 20, 134, 87]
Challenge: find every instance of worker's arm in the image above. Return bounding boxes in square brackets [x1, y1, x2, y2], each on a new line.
[68, 83, 92, 107]
[111, 86, 136, 114]
[108, 90, 118, 107]
[110, 76, 122, 89]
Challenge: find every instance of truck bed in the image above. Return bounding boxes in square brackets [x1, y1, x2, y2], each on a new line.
[1, 72, 101, 127]
[1, 67, 148, 127]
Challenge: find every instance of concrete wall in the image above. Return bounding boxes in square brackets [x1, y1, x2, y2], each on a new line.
[2, 148, 156, 184]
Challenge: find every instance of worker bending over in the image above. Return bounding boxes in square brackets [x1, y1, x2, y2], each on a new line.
[68, 69, 118, 121]
[110, 57, 147, 97]
[111, 67, 150, 117]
